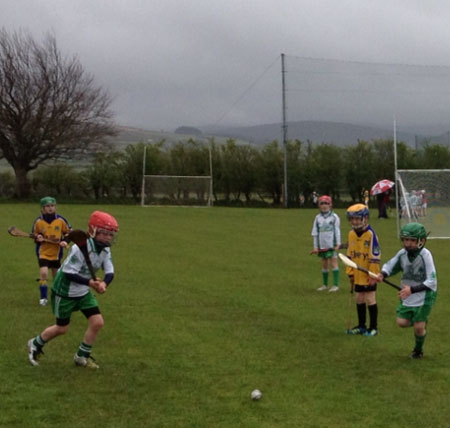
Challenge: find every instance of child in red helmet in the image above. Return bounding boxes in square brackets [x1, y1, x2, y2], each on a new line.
[311, 195, 342, 292]
[27, 211, 119, 369]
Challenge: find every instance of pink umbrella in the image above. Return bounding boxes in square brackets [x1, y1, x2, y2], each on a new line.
[370, 179, 394, 195]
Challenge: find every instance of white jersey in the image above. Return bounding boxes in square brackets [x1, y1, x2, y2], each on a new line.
[381, 247, 437, 307]
[311, 211, 341, 250]
[52, 238, 114, 298]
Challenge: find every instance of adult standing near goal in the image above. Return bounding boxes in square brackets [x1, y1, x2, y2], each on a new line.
[32, 197, 71, 306]
[311, 195, 341, 292]
[376, 223, 437, 359]
[27, 211, 119, 369]
[345, 204, 381, 336]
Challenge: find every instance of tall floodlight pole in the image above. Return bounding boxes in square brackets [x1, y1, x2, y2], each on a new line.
[393, 115, 400, 238]
[140, 144, 147, 207]
[281, 53, 288, 208]
[208, 142, 213, 207]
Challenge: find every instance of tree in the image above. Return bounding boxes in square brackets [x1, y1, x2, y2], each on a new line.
[344, 140, 377, 202]
[258, 140, 284, 205]
[0, 29, 116, 197]
[85, 152, 123, 200]
[422, 144, 450, 169]
[310, 143, 343, 200]
[120, 141, 166, 201]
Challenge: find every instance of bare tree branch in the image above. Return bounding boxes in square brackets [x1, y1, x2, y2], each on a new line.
[0, 28, 117, 197]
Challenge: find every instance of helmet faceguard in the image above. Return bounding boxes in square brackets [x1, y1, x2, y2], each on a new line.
[88, 211, 119, 246]
[347, 203, 369, 231]
[400, 222, 427, 252]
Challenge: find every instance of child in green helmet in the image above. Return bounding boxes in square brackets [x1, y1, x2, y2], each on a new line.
[32, 197, 71, 306]
[376, 222, 437, 359]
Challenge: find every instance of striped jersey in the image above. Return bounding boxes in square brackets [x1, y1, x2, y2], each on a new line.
[346, 225, 380, 286]
[32, 214, 71, 261]
[52, 238, 114, 298]
[311, 211, 341, 250]
[381, 247, 437, 307]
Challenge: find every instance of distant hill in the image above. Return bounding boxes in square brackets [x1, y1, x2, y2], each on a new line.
[201, 121, 425, 147]
[108, 125, 248, 149]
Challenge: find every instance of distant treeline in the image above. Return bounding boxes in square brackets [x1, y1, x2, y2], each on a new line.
[2, 137, 450, 206]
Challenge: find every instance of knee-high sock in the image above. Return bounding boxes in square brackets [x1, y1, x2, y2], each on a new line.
[414, 333, 426, 352]
[357, 303, 367, 328]
[368, 303, 378, 330]
[39, 280, 48, 299]
[332, 268, 339, 286]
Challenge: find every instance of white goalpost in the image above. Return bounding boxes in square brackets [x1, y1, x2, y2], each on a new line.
[393, 118, 450, 239]
[140, 146, 213, 207]
[396, 169, 450, 239]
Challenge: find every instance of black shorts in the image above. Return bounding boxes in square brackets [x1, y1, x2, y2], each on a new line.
[56, 306, 101, 326]
[355, 284, 377, 292]
[38, 259, 61, 269]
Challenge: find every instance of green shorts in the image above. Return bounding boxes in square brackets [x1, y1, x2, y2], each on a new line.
[396, 303, 433, 323]
[318, 250, 336, 259]
[51, 291, 99, 320]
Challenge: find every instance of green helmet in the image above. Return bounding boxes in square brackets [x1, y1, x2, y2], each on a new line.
[400, 223, 427, 240]
[40, 196, 56, 207]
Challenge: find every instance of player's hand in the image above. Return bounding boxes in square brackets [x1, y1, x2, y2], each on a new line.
[59, 241, 68, 248]
[96, 281, 107, 294]
[375, 273, 384, 283]
[36, 234, 44, 242]
[398, 285, 411, 299]
[89, 279, 101, 292]
[311, 248, 319, 254]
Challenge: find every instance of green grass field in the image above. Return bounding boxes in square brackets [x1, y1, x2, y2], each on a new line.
[1, 204, 450, 428]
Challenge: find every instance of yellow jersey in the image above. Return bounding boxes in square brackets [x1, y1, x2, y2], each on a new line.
[32, 214, 71, 261]
[346, 225, 380, 286]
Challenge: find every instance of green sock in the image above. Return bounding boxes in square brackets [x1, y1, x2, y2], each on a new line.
[77, 342, 93, 358]
[333, 268, 339, 286]
[414, 334, 426, 352]
[322, 270, 329, 286]
[33, 335, 46, 350]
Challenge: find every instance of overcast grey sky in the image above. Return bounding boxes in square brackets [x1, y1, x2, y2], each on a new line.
[3, 0, 450, 132]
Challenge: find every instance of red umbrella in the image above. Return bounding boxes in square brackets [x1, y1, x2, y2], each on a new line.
[370, 179, 394, 195]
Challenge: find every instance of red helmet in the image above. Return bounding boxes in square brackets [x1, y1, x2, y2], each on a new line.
[318, 195, 332, 207]
[88, 211, 119, 236]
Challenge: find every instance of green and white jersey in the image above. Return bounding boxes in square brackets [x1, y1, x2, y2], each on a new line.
[52, 238, 114, 298]
[381, 248, 437, 307]
[311, 211, 341, 250]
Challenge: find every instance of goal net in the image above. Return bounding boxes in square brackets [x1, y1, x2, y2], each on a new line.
[396, 169, 450, 239]
[141, 175, 212, 206]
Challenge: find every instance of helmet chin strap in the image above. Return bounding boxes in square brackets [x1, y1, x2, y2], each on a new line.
[89, 226, 96, 238]
[405, 239, 425, 256]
